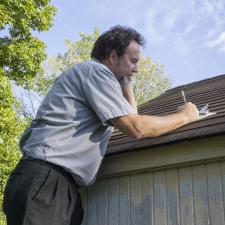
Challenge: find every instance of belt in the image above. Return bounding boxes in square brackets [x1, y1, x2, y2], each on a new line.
[21, 156, 80, 189]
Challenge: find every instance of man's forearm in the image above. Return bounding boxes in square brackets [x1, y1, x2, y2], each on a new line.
[120, 78, 137, 113]
[110, 102, 199, 139]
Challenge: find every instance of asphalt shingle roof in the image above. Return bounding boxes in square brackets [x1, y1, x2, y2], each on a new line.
[107, 74, 225, 155]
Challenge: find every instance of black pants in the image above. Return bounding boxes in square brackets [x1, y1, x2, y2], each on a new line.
[3, 158, 84, 225]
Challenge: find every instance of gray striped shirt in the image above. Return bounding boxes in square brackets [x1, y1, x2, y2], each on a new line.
[20, 59, 135, 186]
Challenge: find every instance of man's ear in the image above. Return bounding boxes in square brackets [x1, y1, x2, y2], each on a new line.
[109, 49, 118, 64]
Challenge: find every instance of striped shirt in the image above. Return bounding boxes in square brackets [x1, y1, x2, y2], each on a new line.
[20, 59, 136, 186]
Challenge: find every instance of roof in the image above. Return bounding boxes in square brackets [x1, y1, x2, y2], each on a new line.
[107, 74, 225, 155]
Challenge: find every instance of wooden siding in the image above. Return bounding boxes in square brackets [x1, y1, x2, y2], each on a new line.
[80, 136, 225, 224]
[80, 161, 225, 225]
[99, 135, 225, 178]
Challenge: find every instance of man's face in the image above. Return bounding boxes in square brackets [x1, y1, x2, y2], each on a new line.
[112, 41, 141, 80]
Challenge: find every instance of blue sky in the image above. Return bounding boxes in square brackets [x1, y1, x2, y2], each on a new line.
[37, 0, 225, 87]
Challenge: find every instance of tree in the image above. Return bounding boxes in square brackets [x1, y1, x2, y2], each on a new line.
[0, 1, 56, 223]
[0, 71, 29, 223]
[29, 28, 171, 106]
[133, 57, 171, 105]
[0, 0, 56, 86]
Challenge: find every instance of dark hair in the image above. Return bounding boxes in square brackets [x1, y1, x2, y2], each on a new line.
[91, 25, 145, 61]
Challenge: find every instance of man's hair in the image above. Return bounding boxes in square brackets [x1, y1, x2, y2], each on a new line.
[91, 25, 145, 61]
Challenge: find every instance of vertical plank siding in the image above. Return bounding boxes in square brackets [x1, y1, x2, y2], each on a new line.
[221, 162, 225, 224]
[81, 161, 225, 225]
[119, 176, 130, 225]
[179, 167, 195, 225]
[86, 183, 98, 225]
[153, 171, 167, 225]
[166, 169, 180, 225]
[97, 180, 108, 225]
[131, 175, 142, 225]
[206, 163, 225, 225]
[108, 178, 119, 225]
[142, 173, 153, 225]
[192, 165, 209, 225]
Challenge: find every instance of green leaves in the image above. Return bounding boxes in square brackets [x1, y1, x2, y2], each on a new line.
[0, 0, 56, 86]
[133, 56, 171, 105]
[0, 73, 28, 224]
[0, 0, 56, 36]
[0, 1, 56, 222]
[0, 35, 46, 86]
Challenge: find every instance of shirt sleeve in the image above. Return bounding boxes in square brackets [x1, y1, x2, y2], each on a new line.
[83, 64, 136, 125]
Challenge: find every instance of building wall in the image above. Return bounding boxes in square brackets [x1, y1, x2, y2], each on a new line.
[80, 136, 225, 225]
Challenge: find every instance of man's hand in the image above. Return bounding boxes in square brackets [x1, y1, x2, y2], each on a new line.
[120, 76, 133, 87]
[120, 76, 137, 113]
[177, 102, 199, 124]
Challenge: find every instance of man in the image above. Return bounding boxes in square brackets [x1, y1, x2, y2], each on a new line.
[3, 26, 199, 225]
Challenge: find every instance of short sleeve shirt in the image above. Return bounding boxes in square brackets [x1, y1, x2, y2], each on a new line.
[20, 59, 136, 186]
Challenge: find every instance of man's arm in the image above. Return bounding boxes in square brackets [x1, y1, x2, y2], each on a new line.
[117, 77, 199, 139]
[110, 102, 199, 139]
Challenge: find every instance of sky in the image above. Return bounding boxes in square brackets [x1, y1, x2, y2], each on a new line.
[36, 0, 225, 87]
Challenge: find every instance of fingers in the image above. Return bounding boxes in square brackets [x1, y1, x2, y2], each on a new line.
[177, 102, 200, 123]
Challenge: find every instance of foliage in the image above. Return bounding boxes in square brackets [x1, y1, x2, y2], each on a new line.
[0, 71, 28, 224]
[134, 56, 171, 105]
[0, 0, 56, 86]
[0, 1, 56, 223]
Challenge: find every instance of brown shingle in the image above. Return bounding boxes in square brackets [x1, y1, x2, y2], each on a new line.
[107, 74, 225, 155]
